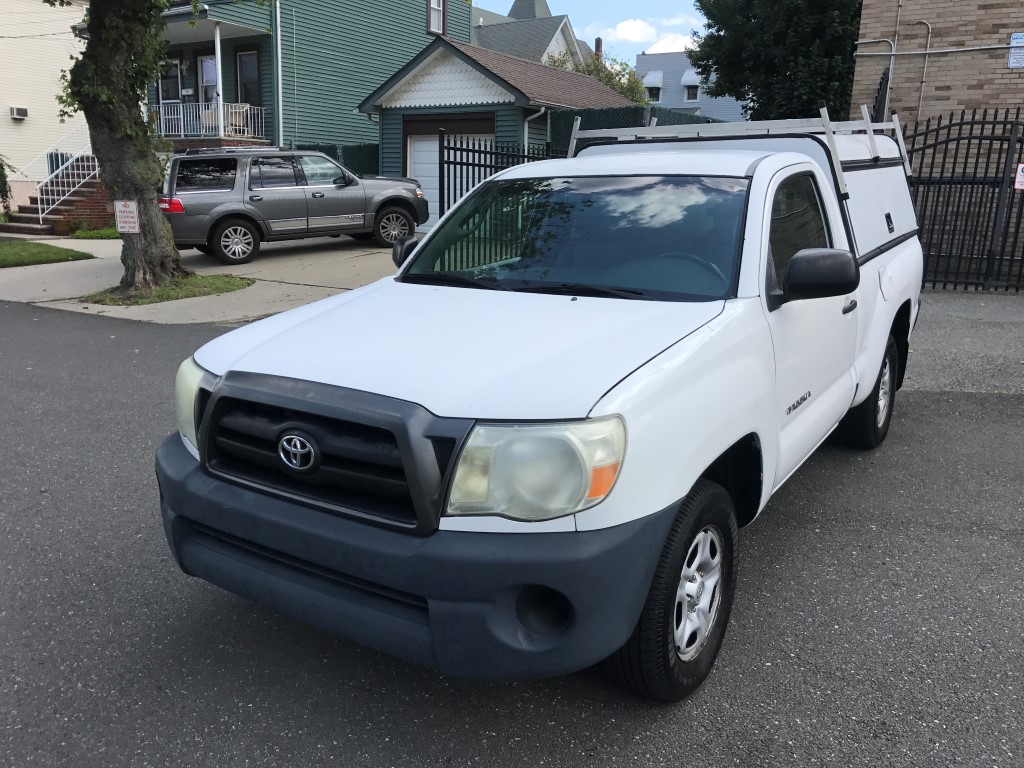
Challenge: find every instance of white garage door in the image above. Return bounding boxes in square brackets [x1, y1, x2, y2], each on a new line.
[408, 133, 494, 230]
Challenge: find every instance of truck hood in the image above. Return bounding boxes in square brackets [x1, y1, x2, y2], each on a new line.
[194, 279, 724, 420]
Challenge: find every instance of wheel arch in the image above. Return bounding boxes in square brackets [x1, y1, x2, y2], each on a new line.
[891, 299, 912, 389]
[698, 433, 764, 529]
[375, 197, 418, 222]
[211, 211, 267, 242]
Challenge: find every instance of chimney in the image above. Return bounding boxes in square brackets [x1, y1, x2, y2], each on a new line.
[595, 36, 603, 61]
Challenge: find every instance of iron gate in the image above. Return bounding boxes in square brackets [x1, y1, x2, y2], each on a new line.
[903, 109, 1024, 291]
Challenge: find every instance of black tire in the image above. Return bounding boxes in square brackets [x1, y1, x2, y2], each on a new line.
[372, 206, 414, 247]
[211, 218, 260, 265]
[348, 232, 375, 241]
[195, 244, 212, 255]
[605, 479, 739, 703]
[839, 334, 898, 449]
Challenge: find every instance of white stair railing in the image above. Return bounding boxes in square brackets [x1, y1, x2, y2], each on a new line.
[17, 122, 100, 225]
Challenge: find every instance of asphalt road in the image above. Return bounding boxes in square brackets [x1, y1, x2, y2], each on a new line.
[1, 292, 1022, 768]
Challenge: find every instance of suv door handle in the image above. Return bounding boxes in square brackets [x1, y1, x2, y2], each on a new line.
[312, 192, 325, 198]
[249, 195, 263, 202]
[842, 299, 858, 315]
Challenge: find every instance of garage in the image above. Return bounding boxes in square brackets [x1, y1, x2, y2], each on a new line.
[359, 37, 633, 228]
[407, 133, 494, 229]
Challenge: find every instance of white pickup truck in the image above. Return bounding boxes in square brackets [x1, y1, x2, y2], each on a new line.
[156, 113, 923, 702]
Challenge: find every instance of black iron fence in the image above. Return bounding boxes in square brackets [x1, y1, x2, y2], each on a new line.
[437, 132, 561, 218]
[903, 109, 1024, 291]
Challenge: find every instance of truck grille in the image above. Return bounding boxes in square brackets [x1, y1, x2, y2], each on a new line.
[207, 397, 417, 524]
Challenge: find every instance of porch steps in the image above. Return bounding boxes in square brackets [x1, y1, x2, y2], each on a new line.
[0, 221, 56, 236]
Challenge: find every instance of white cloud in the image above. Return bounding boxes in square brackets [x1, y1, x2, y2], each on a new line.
[646, 34, 697, 53]
[583, 19, 658, 44]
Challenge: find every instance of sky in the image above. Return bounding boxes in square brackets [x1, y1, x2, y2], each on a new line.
[470, 0, 707, 64]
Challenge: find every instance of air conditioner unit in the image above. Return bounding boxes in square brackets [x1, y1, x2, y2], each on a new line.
[9, 106, 28, 120]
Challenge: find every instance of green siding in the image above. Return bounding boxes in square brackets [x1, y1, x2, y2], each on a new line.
[278, 0, 471, 148]
[205, 0, 272, 30]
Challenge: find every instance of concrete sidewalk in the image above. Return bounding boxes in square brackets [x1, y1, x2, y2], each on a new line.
[0, 235, 395, 324]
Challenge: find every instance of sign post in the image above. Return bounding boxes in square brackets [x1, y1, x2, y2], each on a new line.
[114, 200, 140, 234]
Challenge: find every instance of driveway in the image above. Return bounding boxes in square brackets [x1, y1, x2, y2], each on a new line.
[1, 291, 1022, 767]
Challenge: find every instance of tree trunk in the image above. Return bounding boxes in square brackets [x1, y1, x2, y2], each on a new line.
[66, 0, 187, 290]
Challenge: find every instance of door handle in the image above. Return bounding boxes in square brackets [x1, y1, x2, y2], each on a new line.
[312, 192, 325, 198]
[842, 299, 858, 315]
[249, 195, 263, 202]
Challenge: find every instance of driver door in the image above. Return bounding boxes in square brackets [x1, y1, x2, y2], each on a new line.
[762, 168, 858, 484]
[298, 155, 367, 232]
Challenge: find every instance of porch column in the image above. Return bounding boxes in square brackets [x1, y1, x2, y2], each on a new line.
[214, 21, 224, 138]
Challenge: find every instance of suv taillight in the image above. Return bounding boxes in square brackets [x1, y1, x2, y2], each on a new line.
[159, 197, 185, 214]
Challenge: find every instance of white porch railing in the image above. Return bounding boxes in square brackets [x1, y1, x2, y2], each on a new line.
[17, 122, 100, 225]
[147, 103, 266, 139]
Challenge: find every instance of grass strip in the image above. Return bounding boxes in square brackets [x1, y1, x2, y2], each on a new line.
[83, 273, 254, 306]
[0, 241, 94, 268]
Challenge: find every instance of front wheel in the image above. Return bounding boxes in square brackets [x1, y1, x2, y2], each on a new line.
[839, 334, 899, 449]
[372, 206, 414, 247]
[605, 479, 738, 703]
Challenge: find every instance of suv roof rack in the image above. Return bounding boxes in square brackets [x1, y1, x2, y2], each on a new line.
[179, 146, 285, 155]
[567, 106, 912, 199]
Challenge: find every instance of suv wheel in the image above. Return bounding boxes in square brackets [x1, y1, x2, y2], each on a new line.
[373, 206, 414, 247]
[212, 219, 260, 264]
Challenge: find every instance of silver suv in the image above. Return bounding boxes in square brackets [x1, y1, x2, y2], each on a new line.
[160, 149, 429, 264]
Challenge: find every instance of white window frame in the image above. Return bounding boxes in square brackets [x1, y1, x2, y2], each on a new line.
[646, 87, 662, 103]
[428, 0, 444, 34]
[684, 84, 700, 102]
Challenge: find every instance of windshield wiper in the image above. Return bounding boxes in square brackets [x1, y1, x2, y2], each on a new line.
[519, 282, 654, 300]
[401, 272, 512, 291]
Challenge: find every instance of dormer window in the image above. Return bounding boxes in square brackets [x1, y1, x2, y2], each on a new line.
[428, 0, 445, 34]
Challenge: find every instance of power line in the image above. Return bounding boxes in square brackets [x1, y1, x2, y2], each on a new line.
[0, 31, 73, 38]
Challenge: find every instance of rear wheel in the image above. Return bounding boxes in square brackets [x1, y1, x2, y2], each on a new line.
[372, 206, 413, 247]
[211, 218, 260, 264]
[839, 334, 899, 449]
[605, 479, 738, 702]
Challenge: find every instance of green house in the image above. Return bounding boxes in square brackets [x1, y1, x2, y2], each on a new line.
[149, 0, 470, 156]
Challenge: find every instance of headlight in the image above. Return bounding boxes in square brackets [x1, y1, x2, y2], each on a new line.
[447, 416, 625, 522]
[174, 357, 208, 452]
[415, 187, 424, 198]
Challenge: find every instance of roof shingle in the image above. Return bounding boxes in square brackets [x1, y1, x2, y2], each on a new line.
[445, 39, 634, 109]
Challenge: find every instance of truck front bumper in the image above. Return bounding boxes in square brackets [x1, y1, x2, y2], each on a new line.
[156, 434, 676, 678]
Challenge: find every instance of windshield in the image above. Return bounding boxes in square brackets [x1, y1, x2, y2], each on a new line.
[402, 175, 749, 301]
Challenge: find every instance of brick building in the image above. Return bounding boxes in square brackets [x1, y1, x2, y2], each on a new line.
[851, 0, 1024, 124]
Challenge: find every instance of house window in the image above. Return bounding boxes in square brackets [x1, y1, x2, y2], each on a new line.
[685, 85, 700, 102]
[428, 0, 444, 34]
[237, 51, 262, 107]
[159, 59, 182, 103]
[646, 87, 662, 102]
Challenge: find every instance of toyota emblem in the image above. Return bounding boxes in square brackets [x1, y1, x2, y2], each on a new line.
[278, 433, 319, 472]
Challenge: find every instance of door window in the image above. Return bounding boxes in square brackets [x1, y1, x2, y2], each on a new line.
[237, 52, 262, 107]
[199, 56, 218, 104]
[299, 155, 344, 186]
[250, 157, 299, 189]
[767, 173, 830, 290]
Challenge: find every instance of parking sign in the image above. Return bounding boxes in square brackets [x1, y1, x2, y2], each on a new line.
[115, 200, 140, 234]
[1016, 163, 1024, 192]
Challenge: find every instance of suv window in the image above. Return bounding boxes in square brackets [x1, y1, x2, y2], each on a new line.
[174, 158, 237, 192]
[250, 157, 298, 189]
[299, 155, 344, 186]
[767, 173, 830, 289]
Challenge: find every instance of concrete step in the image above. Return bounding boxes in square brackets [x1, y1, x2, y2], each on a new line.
[6, 212, 63, 225]
[25, 196, 85, 211]
[0, 221, 55, 236]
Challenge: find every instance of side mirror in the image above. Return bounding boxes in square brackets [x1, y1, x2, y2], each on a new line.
[783, 248, 859, 300]
[392, 236, 417, 268]
[334, 174, 351, 186]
